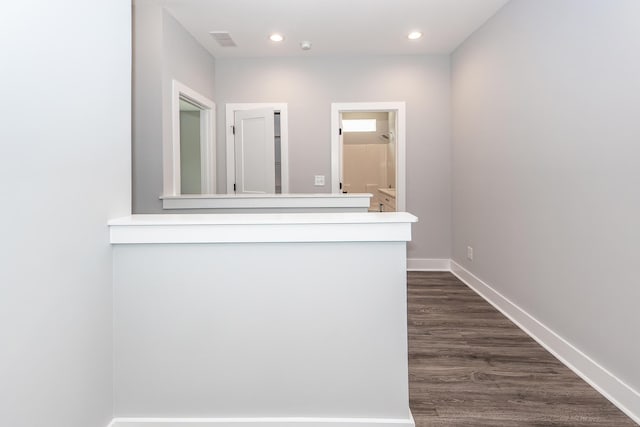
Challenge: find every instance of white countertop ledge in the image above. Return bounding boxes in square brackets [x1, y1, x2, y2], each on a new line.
[109, 212, 418, 244]
[160, 193, 372, 210]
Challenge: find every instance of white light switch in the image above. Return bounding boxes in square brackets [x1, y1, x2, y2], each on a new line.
[314, 175, 325, 186]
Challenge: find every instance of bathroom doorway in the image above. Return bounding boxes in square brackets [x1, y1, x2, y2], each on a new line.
[331, 102, 406, 212]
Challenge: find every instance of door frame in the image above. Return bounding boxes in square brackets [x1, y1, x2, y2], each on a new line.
[330, 102, 406, 211]
[225, 103, 289, 194]
[166, 80, 216, 196]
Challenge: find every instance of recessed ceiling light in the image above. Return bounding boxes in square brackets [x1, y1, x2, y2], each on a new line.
[269, 33, 284, 42]
[408, 31, 423, 40]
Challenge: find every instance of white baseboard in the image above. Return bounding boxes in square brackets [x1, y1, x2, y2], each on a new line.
[109, 416, 415, 427]
[406, 258, 450, 271]
[450, 260, 640, 425]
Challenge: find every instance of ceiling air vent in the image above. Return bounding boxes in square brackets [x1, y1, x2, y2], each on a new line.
[209, 31, 237, 47]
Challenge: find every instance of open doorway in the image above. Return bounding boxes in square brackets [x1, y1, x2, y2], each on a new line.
[342, 111, 396, 211]
[178, 98, 204, 194]
[331, 102, 406, 212]
[166, 80, 216, 197]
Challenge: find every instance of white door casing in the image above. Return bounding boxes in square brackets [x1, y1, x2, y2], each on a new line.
[166, 80, 216, 196]
[331, 102, 406, 212]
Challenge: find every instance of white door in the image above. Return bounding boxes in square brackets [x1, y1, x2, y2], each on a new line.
[234, 108, 275, 194]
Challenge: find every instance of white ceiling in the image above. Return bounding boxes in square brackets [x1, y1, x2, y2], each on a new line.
[160, 0, 510, 58]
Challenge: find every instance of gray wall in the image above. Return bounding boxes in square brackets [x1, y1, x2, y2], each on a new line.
[0, 1, 131, 426]
[452, 0, 640, 393]
[133, 1, 215, 213]
[215, 56, 452, 259]
[113, 242, 410, 419]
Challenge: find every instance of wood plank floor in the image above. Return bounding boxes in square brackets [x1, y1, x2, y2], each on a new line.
[407, 271, 637, 426]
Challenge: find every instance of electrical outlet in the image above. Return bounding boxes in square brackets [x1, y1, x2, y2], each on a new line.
[314, 175, 325, 186]
[467, 246, 474, 261]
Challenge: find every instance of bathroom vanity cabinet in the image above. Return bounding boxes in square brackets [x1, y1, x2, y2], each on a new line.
[378, 188, 397, 212]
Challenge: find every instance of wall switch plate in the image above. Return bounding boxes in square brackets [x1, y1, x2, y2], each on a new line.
[314, 175, 325, 186]
[467, 246, 474, 261]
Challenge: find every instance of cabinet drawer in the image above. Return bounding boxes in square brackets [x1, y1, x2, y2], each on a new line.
[379, 197, 396, 212]
[381, 201, 396, 212]
[377, 189, 396, 212]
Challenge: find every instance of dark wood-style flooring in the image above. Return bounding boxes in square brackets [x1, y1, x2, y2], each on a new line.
[407, 271, 637, 426]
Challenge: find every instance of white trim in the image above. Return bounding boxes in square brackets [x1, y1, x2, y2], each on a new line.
[108, 212, 418, 245]
[406, 258, 451, 271]
[330, 102, 406, 212]
[109, 416, 414, 427]
[160, 193, 371, 210]
[199, 104, 216, 194]
[225, 103, 289, 194]
[167, 80, 216, 196]
[450, 260, 640, 425]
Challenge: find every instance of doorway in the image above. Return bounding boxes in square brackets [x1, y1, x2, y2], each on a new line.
[179, 98, 203, 194]
[166, 80, 216, 196]
[331, 102, 406, 212]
